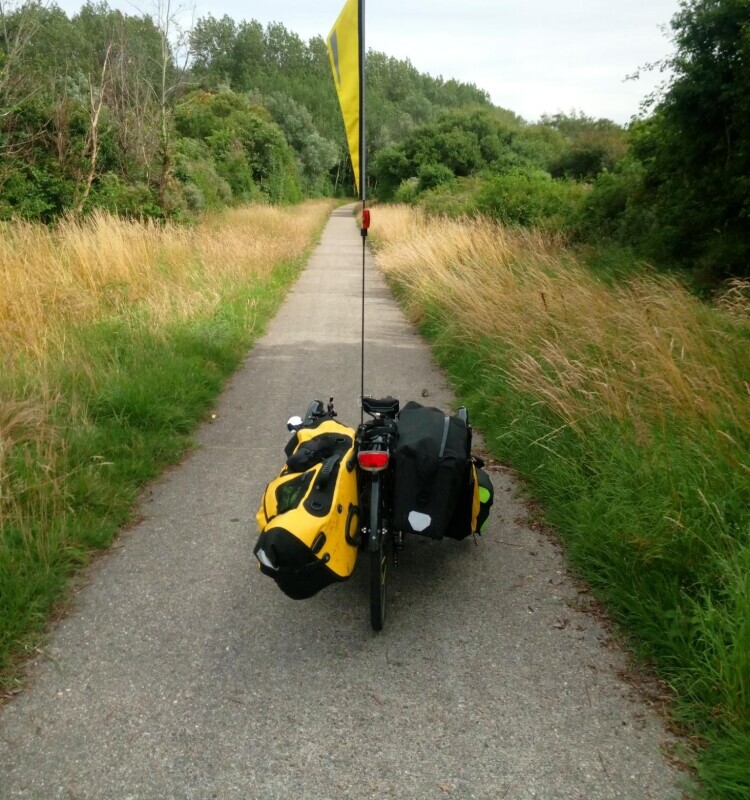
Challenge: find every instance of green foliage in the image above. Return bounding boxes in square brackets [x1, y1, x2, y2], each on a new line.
[88, 175, 162, 218]
[173, 138, 233, 211]
[506, 124, 568, 173]
[417, 176, 483, 217]
[0, 3, 494, 218]
[263, 92, 338, 194]
[372, 108, 626, 232]
[0, 161, 68, 221]
[417, 162, 454, 193]
[576, 157, 651, 242]
[372, 146, 412, 200]
[189, 18, 493, 197]
[550, 144, 610, 181]
[170, 91, 302, 203]
[393, 177, 420, 204]
[628, 0, 750, 281]
[475, 168, 586, 231]
[372, 108, 522, 200]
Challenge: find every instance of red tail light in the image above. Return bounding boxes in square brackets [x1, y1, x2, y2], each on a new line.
[357, 451, 389, 471]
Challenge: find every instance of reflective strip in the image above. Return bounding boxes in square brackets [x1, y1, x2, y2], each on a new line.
[408, 511, 431, 532]
[256, 549, 278, 571]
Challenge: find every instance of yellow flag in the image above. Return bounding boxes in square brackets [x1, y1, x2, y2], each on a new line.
[327, 0, 362, 196]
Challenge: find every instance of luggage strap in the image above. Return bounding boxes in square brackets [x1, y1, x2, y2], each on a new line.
[316, 453, 342, 489]
[438, 416, 451, 458]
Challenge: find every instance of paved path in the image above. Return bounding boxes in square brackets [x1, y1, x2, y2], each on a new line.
[0, 205, 685, 799]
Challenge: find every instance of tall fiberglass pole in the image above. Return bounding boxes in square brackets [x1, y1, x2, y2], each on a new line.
[359, 0, 366, 422]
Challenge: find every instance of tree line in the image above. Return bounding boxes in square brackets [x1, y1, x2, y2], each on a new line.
[0, 1, 491, 220]
[2, 0, 747, 282]
[371, 0, 750, 283]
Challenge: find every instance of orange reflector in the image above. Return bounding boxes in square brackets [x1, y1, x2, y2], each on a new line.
[357, 450, 389, 471]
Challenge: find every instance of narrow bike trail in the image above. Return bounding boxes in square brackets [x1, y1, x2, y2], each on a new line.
[0, 205, 684, 799]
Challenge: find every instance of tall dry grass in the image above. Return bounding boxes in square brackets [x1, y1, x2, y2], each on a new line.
[370, 205, 750, 799]
[0, 200, 333, 557]
[0, 201, 331, 437]
[371, 206, 749, 444]
[0, 203, 332, 364]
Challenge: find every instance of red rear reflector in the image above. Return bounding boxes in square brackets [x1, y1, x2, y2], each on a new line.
[357, 451, 389, 471]
[362, 208, 371, 229]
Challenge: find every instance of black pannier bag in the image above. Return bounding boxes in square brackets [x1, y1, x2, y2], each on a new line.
[475, 466, 494, 533]
[392, 402, 473, 540]
[448, 456, 495, 540]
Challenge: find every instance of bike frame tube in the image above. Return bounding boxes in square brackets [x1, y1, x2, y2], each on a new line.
[368, 473, 381, 552]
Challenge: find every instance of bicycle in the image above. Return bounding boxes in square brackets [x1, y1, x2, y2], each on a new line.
[356, 396, 400, 631]
[289, 395, 400, 631]
[283, 395, 482, 632]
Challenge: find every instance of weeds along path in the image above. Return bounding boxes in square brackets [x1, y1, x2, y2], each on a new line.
[0, 205, 683, 799]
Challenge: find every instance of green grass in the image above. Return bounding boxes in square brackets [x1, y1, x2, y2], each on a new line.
[0, 246, 315, 691]
[387, 284, 750, 800]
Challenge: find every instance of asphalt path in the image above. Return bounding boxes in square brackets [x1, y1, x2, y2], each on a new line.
[0, 205, 685, 799]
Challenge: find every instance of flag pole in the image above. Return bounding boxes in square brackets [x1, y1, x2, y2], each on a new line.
[359, 0, 366, 423]
[325, 0, 367, 420]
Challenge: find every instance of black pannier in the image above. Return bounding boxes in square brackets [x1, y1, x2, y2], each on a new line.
[392, 402, 472, 540]
[448, 457, 495, 540]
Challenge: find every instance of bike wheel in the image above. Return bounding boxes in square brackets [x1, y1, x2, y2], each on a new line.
[369, 476, 387, 632]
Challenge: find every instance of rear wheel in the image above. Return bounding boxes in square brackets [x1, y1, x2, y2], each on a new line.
[369, 477, 387, 632]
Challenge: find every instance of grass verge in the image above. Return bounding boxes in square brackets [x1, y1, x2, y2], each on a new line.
[370, 205, 750, 800]
[0, 201, 335, 690]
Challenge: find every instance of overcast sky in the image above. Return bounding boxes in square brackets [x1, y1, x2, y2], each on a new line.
[56, 0, 681, 123]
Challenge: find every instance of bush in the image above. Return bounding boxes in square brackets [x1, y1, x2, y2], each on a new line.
[576, 160, 663, 252]
[89, 175, 163, 219]
[0, 162, 70, 221]
[417, 176, 483, 217]
[175, 90, 302, 205]
[174, 139, 233, 210]
[393, 177, 419, 204]
[475, 168, 585, 232]
[550, 144, 609, 180]
[417, 162, 454, 193]
[373, 146, 412, 201]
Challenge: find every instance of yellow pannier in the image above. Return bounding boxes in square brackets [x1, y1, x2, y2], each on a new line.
[254, 420, 360, 599]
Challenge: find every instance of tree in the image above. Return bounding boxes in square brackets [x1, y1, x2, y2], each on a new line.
[632, 0, 750, 279]
[74, 40, 111, 213]
[263, 91, 337, 193]
[149, 0, 194, 209]
[0, 0, 42, 117]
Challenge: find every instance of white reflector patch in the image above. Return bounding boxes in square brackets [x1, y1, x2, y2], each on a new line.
[408, 511, 431, 532]
[256, 549, 278, 571]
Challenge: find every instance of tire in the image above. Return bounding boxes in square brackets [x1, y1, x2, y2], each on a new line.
[369, 476, 387, 632]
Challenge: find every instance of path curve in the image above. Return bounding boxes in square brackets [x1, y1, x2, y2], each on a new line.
[0, 205, 684, 800]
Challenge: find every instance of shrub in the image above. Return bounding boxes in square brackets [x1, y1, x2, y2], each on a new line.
[89, 175, 162, 219]
[174, 139, 233, 210]
[417, 176, 483, 217]
[393, 177, 419, 204]
[417, 162, 454, 193]
[475, 168, 585, 232]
